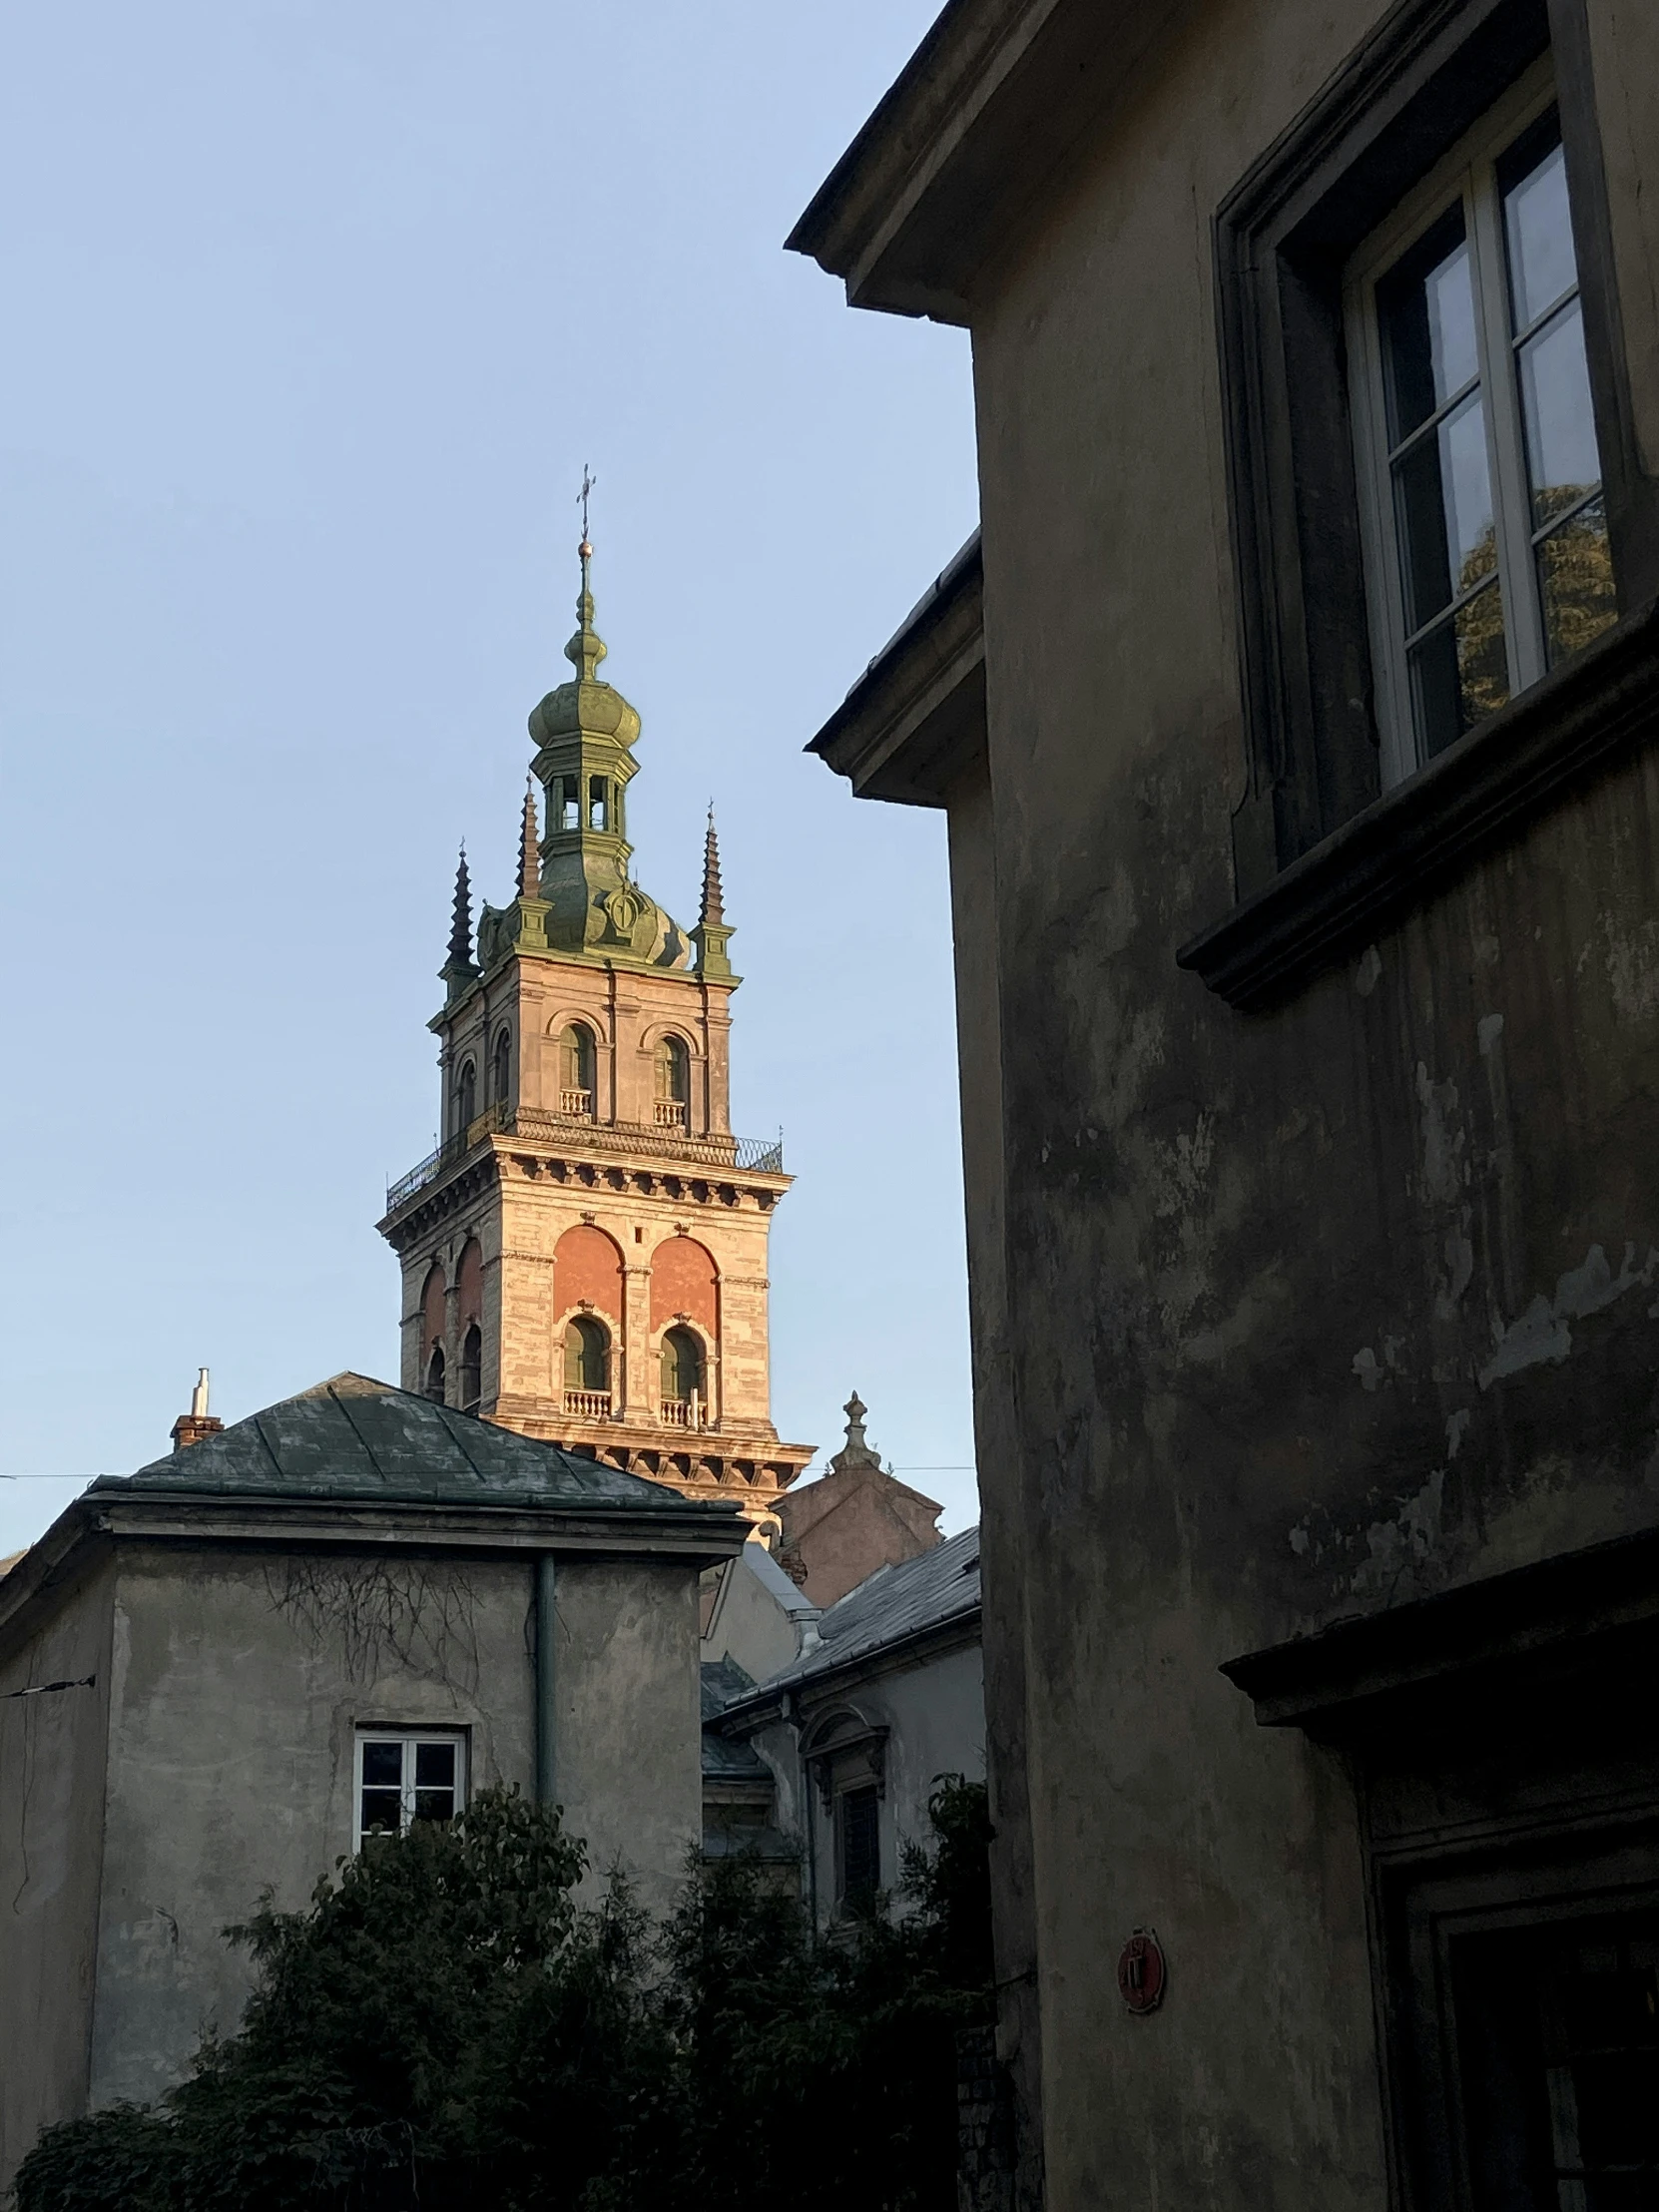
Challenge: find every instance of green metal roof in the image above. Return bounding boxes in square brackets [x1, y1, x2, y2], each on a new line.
[94, 1373, 734, 1517]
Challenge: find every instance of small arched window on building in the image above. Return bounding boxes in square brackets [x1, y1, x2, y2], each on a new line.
[661, 1327, 705, 1427]
[459, 1324, 482, 1413]
[654, 1034, 690, 1129]
[456, 1059, 477, 1136]
[558, 1023, 596, 1117]
[588, 776, 609, 831]
[425, 1345, 446, 1404]
[491, 1027, 512, 1108]
[563, 1315, 611, 1415]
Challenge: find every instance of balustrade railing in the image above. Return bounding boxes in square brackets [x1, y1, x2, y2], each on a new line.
[560, 1088, 594, 1117]
[659, 1397, 710, 1430]
[654, 1100, 689, 1128]
[563, 1389, 612, 1419]
[384, 1104, 784, 1212]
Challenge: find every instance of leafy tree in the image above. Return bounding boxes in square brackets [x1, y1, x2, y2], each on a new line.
[13, 1778, 994, 2212]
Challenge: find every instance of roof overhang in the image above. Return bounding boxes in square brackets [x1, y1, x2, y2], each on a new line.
[787, 0, 1178, 323]
[715, 1601, 982, 1733]
[807, 532, 985, 808]
[0, 1487, 747, 1662]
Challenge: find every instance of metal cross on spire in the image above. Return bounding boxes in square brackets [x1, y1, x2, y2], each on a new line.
[577, 462, 596, 553]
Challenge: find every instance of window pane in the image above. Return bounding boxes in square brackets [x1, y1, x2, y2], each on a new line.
[1537, 496, 1617, 668]
[1379, 208, 1478, 443]
[1393, 391, 1497, 631]
[360, 1740, 402, 1787]
[1503, 130, 1575, 332]
[1517, 299, 1602, 531]
[360, 1787, 403, 1837]
[1408, 579, 1509, 757]
[840, 1786, 880, 1903]
[413, 1742, 455, 1789]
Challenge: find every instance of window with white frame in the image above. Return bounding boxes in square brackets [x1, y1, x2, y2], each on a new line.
[354, 1729, 466, 1846]
[1347, 66, 1617, 788]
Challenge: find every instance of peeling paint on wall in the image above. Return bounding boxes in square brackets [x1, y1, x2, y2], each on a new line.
[1478, 1242, 1659, 1389]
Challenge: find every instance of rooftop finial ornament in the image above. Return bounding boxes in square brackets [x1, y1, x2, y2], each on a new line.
[566, 463, 607, 683]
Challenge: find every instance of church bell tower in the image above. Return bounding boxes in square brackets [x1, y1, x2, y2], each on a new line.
[377, 538, 815, 1527]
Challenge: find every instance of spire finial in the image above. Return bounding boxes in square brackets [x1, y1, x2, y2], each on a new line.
[699, 807, 726, 928]
[565, 471, 607, 683]
[517, 778, 539, 901]
[830, 1391, 880, 1473]
[446, 843, 474, 970]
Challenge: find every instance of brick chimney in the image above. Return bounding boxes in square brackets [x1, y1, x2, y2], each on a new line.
[171, 1367, 224, 1450]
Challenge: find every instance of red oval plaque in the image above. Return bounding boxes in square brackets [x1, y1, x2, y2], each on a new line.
[1117, 1930, 1166, 2015]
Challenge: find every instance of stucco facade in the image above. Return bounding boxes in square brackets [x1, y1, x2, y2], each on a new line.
[711, 1528, 985, 1928]
[800, 1, 1659, 2206]
[0, 1377, 744, 2193]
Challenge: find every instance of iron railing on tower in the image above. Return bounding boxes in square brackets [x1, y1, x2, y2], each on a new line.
[384, 1104, 785, 1214]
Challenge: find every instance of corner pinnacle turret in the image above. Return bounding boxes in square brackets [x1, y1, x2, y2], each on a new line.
[441, 845, 476, 994]
[692, 809, 736, 981]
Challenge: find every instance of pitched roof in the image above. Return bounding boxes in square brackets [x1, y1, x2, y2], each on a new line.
[733, 1525, 981, 1703]
[93, 1374, 731, 1517]
[701, 1656, 772, 1779]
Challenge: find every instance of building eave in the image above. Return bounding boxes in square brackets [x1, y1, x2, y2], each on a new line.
[0, 1489, 747, 1664]
[807, 532, 985, 809]
[786, 0, 1172, 323]
[715, 1601, 982, 1734]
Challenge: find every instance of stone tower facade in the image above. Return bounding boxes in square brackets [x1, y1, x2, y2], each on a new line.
[377, 544, 814, 1528]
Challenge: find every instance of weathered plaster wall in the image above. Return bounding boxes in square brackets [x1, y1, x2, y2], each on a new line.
[957, 0, 1659, 2203]
[746, 1643, 985, 1924]
[944, 752, 1043, 2207]
[88, 1545, 536, 2111]
[701, 1539, 813, 1685]
[0, 1555, 114, 2195]
[551, 1557, 701, 1920]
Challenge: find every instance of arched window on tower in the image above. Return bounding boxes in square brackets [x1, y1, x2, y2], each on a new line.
[459, 1324, 482, 1413]
[425, 1345, 446, 1404]
[558, 1024, 595, 1117]
[491, 1027, 512, 1108]
[588, 776, 609, 831]
[660, 1327, 705, 1428]
[563, 1316, 611, 1417]
[456, 1059, 477, 1136]
[654, 1034, 690, 1129]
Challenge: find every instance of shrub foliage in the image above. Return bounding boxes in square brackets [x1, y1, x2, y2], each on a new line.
[13, 1779, 993, 2212]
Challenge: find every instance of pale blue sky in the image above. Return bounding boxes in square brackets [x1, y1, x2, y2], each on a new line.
[0, 2, 980, 1553]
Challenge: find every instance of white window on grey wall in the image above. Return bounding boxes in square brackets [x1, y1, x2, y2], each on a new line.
[355, 1729, 466, 1846]
[1347, 62, 1617, 788]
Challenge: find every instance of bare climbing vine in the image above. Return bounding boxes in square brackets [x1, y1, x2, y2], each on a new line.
[266, 1558, 480, 1692]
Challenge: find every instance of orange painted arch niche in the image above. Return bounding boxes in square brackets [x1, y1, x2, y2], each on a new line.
[649, 1234, 718, 1339]
[552, 1223, 625, 1327]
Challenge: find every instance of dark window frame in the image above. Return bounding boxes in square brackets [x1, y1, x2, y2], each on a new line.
[1187, 0, 1659, 1006]
[836, 1782, 881, 1909]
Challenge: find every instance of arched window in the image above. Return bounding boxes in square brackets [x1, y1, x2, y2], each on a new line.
[459, 1324, 482, 1413]
[491, 1027, 512, 1107]
[456, 1059, 477, 1135]
[660, 1327, 705, 1423]
[424, 1345, 446, 1404]
[558, 1024, 595, 1115]
[563, 1316, 611, 1411]
[654, 1034, 690, 1127]
[587, 776, 609, 831]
